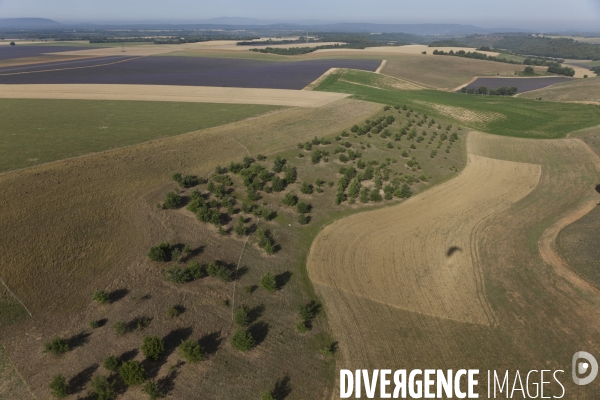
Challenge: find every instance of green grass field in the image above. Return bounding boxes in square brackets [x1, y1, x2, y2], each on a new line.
[315, 69, 600, 138]
[0, 99, 279, 172]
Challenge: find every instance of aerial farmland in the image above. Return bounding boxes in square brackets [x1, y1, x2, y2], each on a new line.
[0, 6, 600, 400]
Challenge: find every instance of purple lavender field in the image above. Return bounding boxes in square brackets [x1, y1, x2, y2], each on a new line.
[0, 56, 381, 89]
[460, 76, 573, 93]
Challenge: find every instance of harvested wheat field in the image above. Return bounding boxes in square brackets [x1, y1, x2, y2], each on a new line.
[0, 84, 349, 107]
[381, 55, 545, 90]
[308, 130, 600, 398]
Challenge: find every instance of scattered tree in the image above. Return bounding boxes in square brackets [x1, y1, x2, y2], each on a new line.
[44, 337, 68, 356]
[282, 192, 298, 206]
[119, 361, 146, 386]
[147, 242, 171, 262]
[230, 328, 255, 351]
[91, 375, 117, 400]
[49, 374, 68, 398]
[179, 339, 205, 362]
[93, 290, 110, 304]
[143, 380, 163, 400]
[260, 273, 277, 292]
[103, 355, 120, 372]
[163, 192, 182, 209]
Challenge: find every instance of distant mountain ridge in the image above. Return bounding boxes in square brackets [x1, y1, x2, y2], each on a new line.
[0, 18, 62, 29]
[0, 17, 534, 35]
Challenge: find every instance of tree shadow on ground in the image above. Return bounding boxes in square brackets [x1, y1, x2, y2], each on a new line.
[68, 331, 91, 350]
[446, 246, 462, 257]
[234, 265, 249, 281]
[181, 245, 205, 262]
[109, 288, 129, 303]
[275, 271, 292, 290]
[68, 364, 98, 394]
[96, 318, 108, 328]
[248, 304, 265, 325]
[157, 361, 184, 397]
[163, 327, 193, 358]
[118, 348, 138, 363]
[273, 374, 292, 400]
[198, 331, 222, 356]
[249, 322, 269, 347]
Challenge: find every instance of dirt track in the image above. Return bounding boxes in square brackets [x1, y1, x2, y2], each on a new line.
[308, 130, 600, 398]
[0, 84, 349, 107]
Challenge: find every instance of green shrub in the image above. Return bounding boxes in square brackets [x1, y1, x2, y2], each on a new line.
[256, 228, 276, 255]
[296, 202, 311, 214]
[91, 375, 116, 400]
[179, 339, 205, 362]
[370, 190, 383, 202]
[103, 355, 120, 372]
[119, 361, 146, 386]
[234, 306, 249, 327]
[167, 306, 181, 318]
[296, 321, 309, 333]
[206, 261, 232, 282]
[49, 374, 68, 398]
[89, 320, 100, 329]
[114, 321, 127, 336]
[300, 182, 313, 194]
[234, 216, 247, 236]
[93, 290, 110, 304]
[44, 337, 68, 356]
[282, 192, 298, 206]
[142, 336, 164, 361]
[147, 242, 171, 262]
[260, 273, 277, 293]
[298, 214, 309, 225]
[230, 328, 255, 351]
[163, 192, 182, 209]
[165, 267, 190, 284]
[261, 391, 276, 400]
[143, 380, 163, 400]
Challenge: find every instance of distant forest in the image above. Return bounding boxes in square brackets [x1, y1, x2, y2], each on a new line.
[461, 35, 600, 60]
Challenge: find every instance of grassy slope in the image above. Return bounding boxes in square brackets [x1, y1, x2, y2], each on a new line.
[0, 99, 380, 399]
[0, 344, 31, 399]
[519, 76, 600, 102]
[0, 99, 279, 173]
[314, 69, 600, 138]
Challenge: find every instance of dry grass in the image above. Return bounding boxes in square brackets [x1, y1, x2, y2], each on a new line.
[0, 84, 349, 107]
[308, 130, 600, 399]
[518, 76, 600, 103]
[0, 98, 380, 399]
[308, 150, 540, 324]
[381, 55, 544, 90]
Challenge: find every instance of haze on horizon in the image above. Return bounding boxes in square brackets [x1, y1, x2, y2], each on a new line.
[1, 0, 599, 31]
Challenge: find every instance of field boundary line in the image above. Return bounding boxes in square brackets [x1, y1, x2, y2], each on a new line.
[0, 56, 141, 76]
[0, 277, 32, 317]
[230, 221, 257, 322]
[375, 59, 387, 74]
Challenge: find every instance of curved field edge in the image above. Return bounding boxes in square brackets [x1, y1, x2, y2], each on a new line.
[313, 69, 600, 139]
[0, 99, 282, 173]
[307, 150, 541, 325]
[307, 130, 600, 398]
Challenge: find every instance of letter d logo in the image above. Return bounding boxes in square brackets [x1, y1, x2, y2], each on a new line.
[572, 351, 598, 385]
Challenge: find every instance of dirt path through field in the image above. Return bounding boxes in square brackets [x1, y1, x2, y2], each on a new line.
[308, 130, 600, 398]
[0, 84, 350, 107]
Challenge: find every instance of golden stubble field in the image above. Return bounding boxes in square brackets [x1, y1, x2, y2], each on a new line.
[307, 130, 600, 398]
[0, 99, 381, 399]
[0, 84, 350, 108]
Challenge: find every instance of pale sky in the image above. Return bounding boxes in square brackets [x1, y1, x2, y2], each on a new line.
[1, 0, 599, 30]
